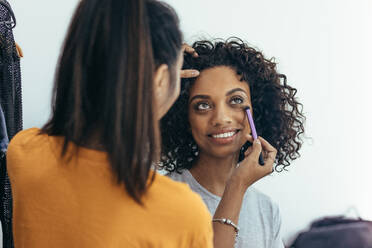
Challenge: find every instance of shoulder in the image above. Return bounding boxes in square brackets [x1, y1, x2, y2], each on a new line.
[154, 173, 213, 229]
[166, 170, 190, 183]
[155, 172, 209, 213]
[7, 128, 56, 177]
[245, 187, 281, 218]
[247, 187, 278, 206]
[8, 128, 47, 149]
[153, 174, 213, 246]
[7, 128, 49, 157]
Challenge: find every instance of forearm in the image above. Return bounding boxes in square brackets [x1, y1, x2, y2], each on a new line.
[213, 179, 247, 248]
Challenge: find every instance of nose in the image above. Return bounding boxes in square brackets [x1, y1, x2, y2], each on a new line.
[210, 103, 233, 127]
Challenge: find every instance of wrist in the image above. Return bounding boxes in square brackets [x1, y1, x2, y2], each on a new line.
[226, 176, 251, 194]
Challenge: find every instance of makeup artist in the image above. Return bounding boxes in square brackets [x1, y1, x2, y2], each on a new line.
[6, 0, 213, 247]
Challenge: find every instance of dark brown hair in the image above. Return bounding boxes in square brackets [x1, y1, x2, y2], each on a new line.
[161, 38, 305, 173]
[41, 0, 182, 203]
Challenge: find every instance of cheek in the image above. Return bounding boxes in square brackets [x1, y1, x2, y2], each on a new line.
[243, 118, 252, 134]
[188, 113, 207, 139]
[236, 113, 251, 144]
[234, 109, 251, 134]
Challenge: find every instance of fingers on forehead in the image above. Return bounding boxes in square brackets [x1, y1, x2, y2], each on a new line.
[183, 45, 195, 52]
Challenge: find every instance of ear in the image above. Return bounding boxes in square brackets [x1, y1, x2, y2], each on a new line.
[153, 64, 170, 103]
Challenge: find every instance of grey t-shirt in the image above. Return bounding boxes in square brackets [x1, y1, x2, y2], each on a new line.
[168, 170, 284, 248]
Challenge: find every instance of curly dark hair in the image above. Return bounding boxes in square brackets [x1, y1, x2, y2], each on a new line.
[160, 38, 305, 173]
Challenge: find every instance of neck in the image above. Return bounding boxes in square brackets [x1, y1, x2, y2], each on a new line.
[189, 151, 239, 197]
[76, 129, 105, 151]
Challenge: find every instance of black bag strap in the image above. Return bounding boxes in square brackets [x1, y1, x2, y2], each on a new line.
[0, 0, 16, 29]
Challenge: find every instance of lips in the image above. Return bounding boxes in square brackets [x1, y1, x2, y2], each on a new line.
[207, 129, 240, 145]
[211, 131, 237, 139]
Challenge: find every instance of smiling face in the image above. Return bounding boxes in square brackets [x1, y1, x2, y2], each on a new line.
[188, 66, 253, 159]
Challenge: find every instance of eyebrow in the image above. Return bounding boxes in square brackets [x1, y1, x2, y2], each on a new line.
[189, 88, 248, 103]
[189, 88, 247, 102]
[189, 95, 210, 103]
[226, 88, 248, 96]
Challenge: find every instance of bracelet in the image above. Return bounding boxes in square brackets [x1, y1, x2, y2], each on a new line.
[212, 218, 240, 237]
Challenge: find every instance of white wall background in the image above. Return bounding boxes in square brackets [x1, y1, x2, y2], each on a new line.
[4, 0, 372, 246]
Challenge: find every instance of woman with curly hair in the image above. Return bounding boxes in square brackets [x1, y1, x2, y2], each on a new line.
[160, 38, 305, 248]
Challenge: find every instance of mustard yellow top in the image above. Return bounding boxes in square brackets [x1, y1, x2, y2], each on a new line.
[7, 128, 213, 248]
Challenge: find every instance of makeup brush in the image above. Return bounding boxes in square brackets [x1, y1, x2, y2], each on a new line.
[243, 106, 265, 166]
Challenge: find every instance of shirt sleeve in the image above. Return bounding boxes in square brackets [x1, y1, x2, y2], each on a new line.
[272, 204, 285, 248]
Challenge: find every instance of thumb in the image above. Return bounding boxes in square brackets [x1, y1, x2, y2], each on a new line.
[250, 139, 262, 159]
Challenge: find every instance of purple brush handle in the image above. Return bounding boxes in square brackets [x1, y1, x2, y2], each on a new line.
[245, 107, 258, 140]
[244, 107, 265, 166]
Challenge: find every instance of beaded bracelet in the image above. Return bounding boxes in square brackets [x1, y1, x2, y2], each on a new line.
[212, 218, 240, 237]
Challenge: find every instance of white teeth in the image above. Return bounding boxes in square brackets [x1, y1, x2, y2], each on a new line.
[212, 131, 236, 139]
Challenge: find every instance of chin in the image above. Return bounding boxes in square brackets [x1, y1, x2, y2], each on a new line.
[204, 146, 241, 159]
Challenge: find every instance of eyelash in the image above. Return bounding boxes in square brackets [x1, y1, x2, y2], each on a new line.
[194, 102, 211, 111]
[230, 96, 244, 105]
[193, 96, 245, 111]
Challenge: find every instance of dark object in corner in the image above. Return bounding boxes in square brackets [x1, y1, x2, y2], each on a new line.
[0, 1, 23, 248]
[290, 216, 372, 248]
